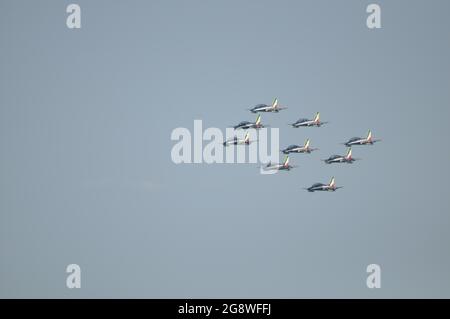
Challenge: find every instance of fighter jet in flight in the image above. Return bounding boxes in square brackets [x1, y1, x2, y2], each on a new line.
[343, 130, 381, 146]
[281, 139, 318, 154]
[223, 132, 255, 146]
[290, 112, 328, 128]
[233, 114, 265, 130]
[305, 177, 343, 192]
[323, 148, 359, 164]
[249, 98, 287, 113]
[261, 156, 296, 172]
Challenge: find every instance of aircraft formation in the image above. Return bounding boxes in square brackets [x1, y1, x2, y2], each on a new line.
[224, 98, 381, 192]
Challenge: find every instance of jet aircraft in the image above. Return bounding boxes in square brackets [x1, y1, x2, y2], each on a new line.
[305, 177, 343, 192]
[249, 98, 287, 113]
[261, 156, 296, 172]
[233, 114, 265, 130]
[223, 132, 254, 146]
[343, 130, 381, 146]
[323, 148, 359, 164]
[290, 112, 327, 127]
[281, 139, 318, 154]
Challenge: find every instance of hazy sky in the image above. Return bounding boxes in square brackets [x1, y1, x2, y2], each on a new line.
[1, 0, 450, 298]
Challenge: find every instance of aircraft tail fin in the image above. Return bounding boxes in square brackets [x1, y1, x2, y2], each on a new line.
[329, 176, 335, 187]
[367, 130, 372, 141]
[304, 139, 310, 148]
[283, 155, 289, 166]
[255, 114, 261, 125]
[314, 112, 320, 122]
[346, 147, 352, 159]
[244, 132, 250, 143]
[272, 98, 278, 108]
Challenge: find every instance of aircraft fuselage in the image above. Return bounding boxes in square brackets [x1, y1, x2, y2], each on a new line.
[292, 120, 322, 127]
[325, 156, 354, 164]
[307, 184, 337, 192]
[223, 139, 249, 146]
[282, 146, 310, 154]
[263, 164, 292, 171]
[234, 122, 262, 130]
[250, 105, 278, 113]
[345, 137, 379, 146]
